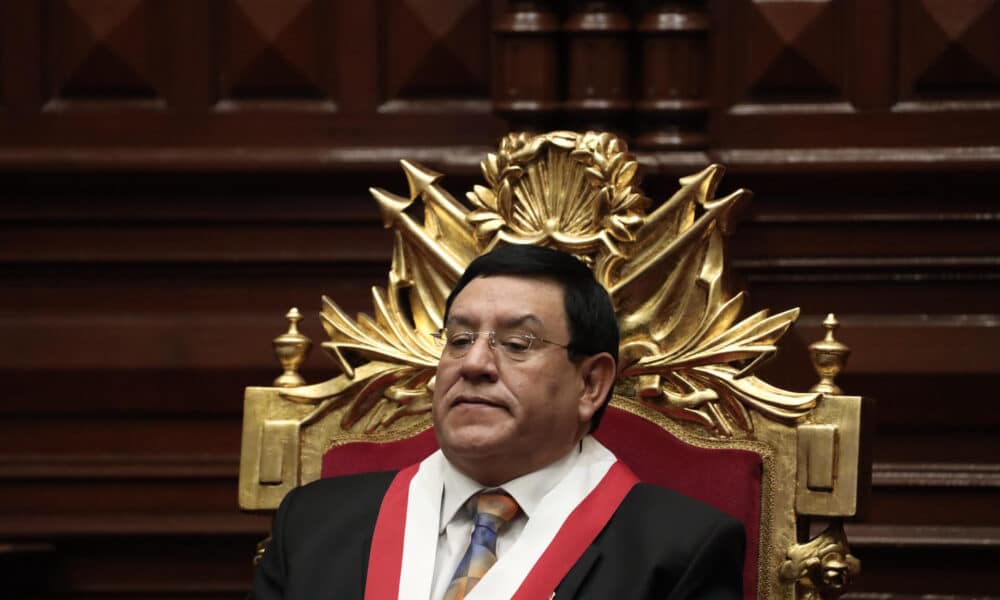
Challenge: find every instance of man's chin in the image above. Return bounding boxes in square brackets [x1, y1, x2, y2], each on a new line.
[443, 430, 506, 451]
[437, 425, 511, 460]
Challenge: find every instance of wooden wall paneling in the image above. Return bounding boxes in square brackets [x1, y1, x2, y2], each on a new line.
[847, 0, 894, 111]
[0, 1, 505, 171]
[0, 0, 44, 113]
[635, 0, 711, 151]
[711, 0, 1000, 158]
[711, 0, 854, 150]
[166, 0, 215, 113]
[896, 0, 1000, 105]
[0, 168, 408, 594]
[492, 0, 562, 130]
[719, 163, 1000, 596]
[45, 0, 168, 104]
[715, 0, 848, 106]
[380, 0, 493, 111]
[330, 0, 380, 115]
[841, 524, 1000, 598]
[562, 0, 631, 132]
[2, 534, 262, 600]
[219, 0, 335, 103]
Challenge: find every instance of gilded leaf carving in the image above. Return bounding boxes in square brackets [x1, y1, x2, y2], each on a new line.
[301, 131, 818, 436]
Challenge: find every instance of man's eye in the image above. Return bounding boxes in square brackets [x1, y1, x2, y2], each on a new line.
[448, 333, 475, 348]
[499, 335, 532, 353]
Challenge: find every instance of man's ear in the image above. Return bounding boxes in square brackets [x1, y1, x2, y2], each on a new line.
[577, 352, 617, 422]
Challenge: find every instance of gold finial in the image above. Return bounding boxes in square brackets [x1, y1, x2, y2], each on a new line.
[272, 308, 311, 388]
[809, 313, 850, 394]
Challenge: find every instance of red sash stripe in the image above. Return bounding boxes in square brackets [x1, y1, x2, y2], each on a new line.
[510, 461, 639, 599]
[365, 464, 419, 600]
[364, 459, 638, 600]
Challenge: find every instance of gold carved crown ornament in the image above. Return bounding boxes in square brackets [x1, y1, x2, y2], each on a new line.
[278, 131, 818, 438]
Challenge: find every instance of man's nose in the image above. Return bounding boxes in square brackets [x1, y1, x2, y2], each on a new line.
[458, 335, 499, 381]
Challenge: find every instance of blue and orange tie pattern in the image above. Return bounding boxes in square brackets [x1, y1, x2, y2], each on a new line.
[442, 491, 520, 600]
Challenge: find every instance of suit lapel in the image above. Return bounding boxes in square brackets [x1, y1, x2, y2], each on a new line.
[554, 545, 602, 599]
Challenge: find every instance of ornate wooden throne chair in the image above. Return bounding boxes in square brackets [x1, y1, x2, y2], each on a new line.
[239, 131, 868, 599]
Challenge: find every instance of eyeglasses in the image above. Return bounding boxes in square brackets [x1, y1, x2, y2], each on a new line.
[431, 328, 570, 362]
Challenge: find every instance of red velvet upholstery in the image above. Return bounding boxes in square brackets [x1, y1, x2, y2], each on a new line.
[321, 428, 439, 479]
[320, 405, 762, 597]
[594, 407, 761, 599]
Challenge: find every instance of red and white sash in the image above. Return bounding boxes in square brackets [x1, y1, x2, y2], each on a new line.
[365, 438, 639, 600]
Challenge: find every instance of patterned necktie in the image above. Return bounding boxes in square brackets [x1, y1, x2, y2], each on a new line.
[442, 491, 520, 600]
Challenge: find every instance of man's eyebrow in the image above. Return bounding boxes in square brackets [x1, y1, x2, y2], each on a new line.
[502, 314, 544, 329]
[444, 314, 475, 328]
[444, 313, 544, 329]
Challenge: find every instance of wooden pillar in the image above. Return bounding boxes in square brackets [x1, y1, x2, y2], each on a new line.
[563, 0, 632, 133]
[493, 1, 561, 132]
[635, 0, 710, 150]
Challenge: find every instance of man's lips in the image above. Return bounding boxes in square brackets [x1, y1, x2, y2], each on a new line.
[450, 395, 507, 410]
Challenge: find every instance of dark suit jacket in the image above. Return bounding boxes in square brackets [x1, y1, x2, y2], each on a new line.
[251, 470, 745, 599]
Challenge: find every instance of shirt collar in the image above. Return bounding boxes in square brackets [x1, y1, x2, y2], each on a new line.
[438, 439, 584, 534]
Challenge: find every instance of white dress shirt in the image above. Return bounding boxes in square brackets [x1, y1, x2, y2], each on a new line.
[428, 443, 583, 600]
[395, 436, 617, 600]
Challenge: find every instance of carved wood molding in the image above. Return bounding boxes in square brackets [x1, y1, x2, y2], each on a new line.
[844, 524, 1000, 549]
[872, 462, 1000, 488]
[0, 454, 239, 479]
[0, 513, 268, 537]
[3, 146, 1000, 173]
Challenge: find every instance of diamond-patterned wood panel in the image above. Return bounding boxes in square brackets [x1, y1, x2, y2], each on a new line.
[47, 0, 163, 100]
[0, 0, 996, 161]
[741, 0, 844, 101]
[899, 0, 1000, 98]
[220, 0, 333, 100]
[0, 19, 5, 106]
[383, 0, 490, 102]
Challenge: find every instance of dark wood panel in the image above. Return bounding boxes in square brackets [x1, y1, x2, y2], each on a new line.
[1, 534, 260, 600]
[870, 430, 1000, 465]
[0, 266, 385, 316]
[792, 317, 1000, 375]
[0, 512, 264, 536]
[382, 0, 492, 102]
[3, 1, 998, 168]
[848, 536, 1000, 596]
[864, 486, 1000, 527]
[0, 102, 503, 164]
[0, 417, 241, 455]
[746, 279, 1000, 315]
[0, 313, 316, 370]
[0, 369, 272, 416]
[732, 221, 1000, 259]
[0, 222, 391, 263]
[0, 454, 238, 479]
[713, 0, 1000, 151]
[714, 109, 1000, 148]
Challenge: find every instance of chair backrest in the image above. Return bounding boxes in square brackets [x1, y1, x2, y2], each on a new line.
[239, 131, 868, 599]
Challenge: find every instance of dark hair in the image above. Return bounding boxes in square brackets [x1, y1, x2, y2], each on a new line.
[443, 244, 619, 431]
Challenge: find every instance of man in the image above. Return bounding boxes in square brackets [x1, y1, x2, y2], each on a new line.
[252, 245, 745, 599]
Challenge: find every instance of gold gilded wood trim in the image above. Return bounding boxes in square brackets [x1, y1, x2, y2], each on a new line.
[780, 520, 860, 599]
[272, 131, 818, 439]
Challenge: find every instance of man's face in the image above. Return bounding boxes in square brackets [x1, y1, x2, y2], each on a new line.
[432, 275, 600, 485]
